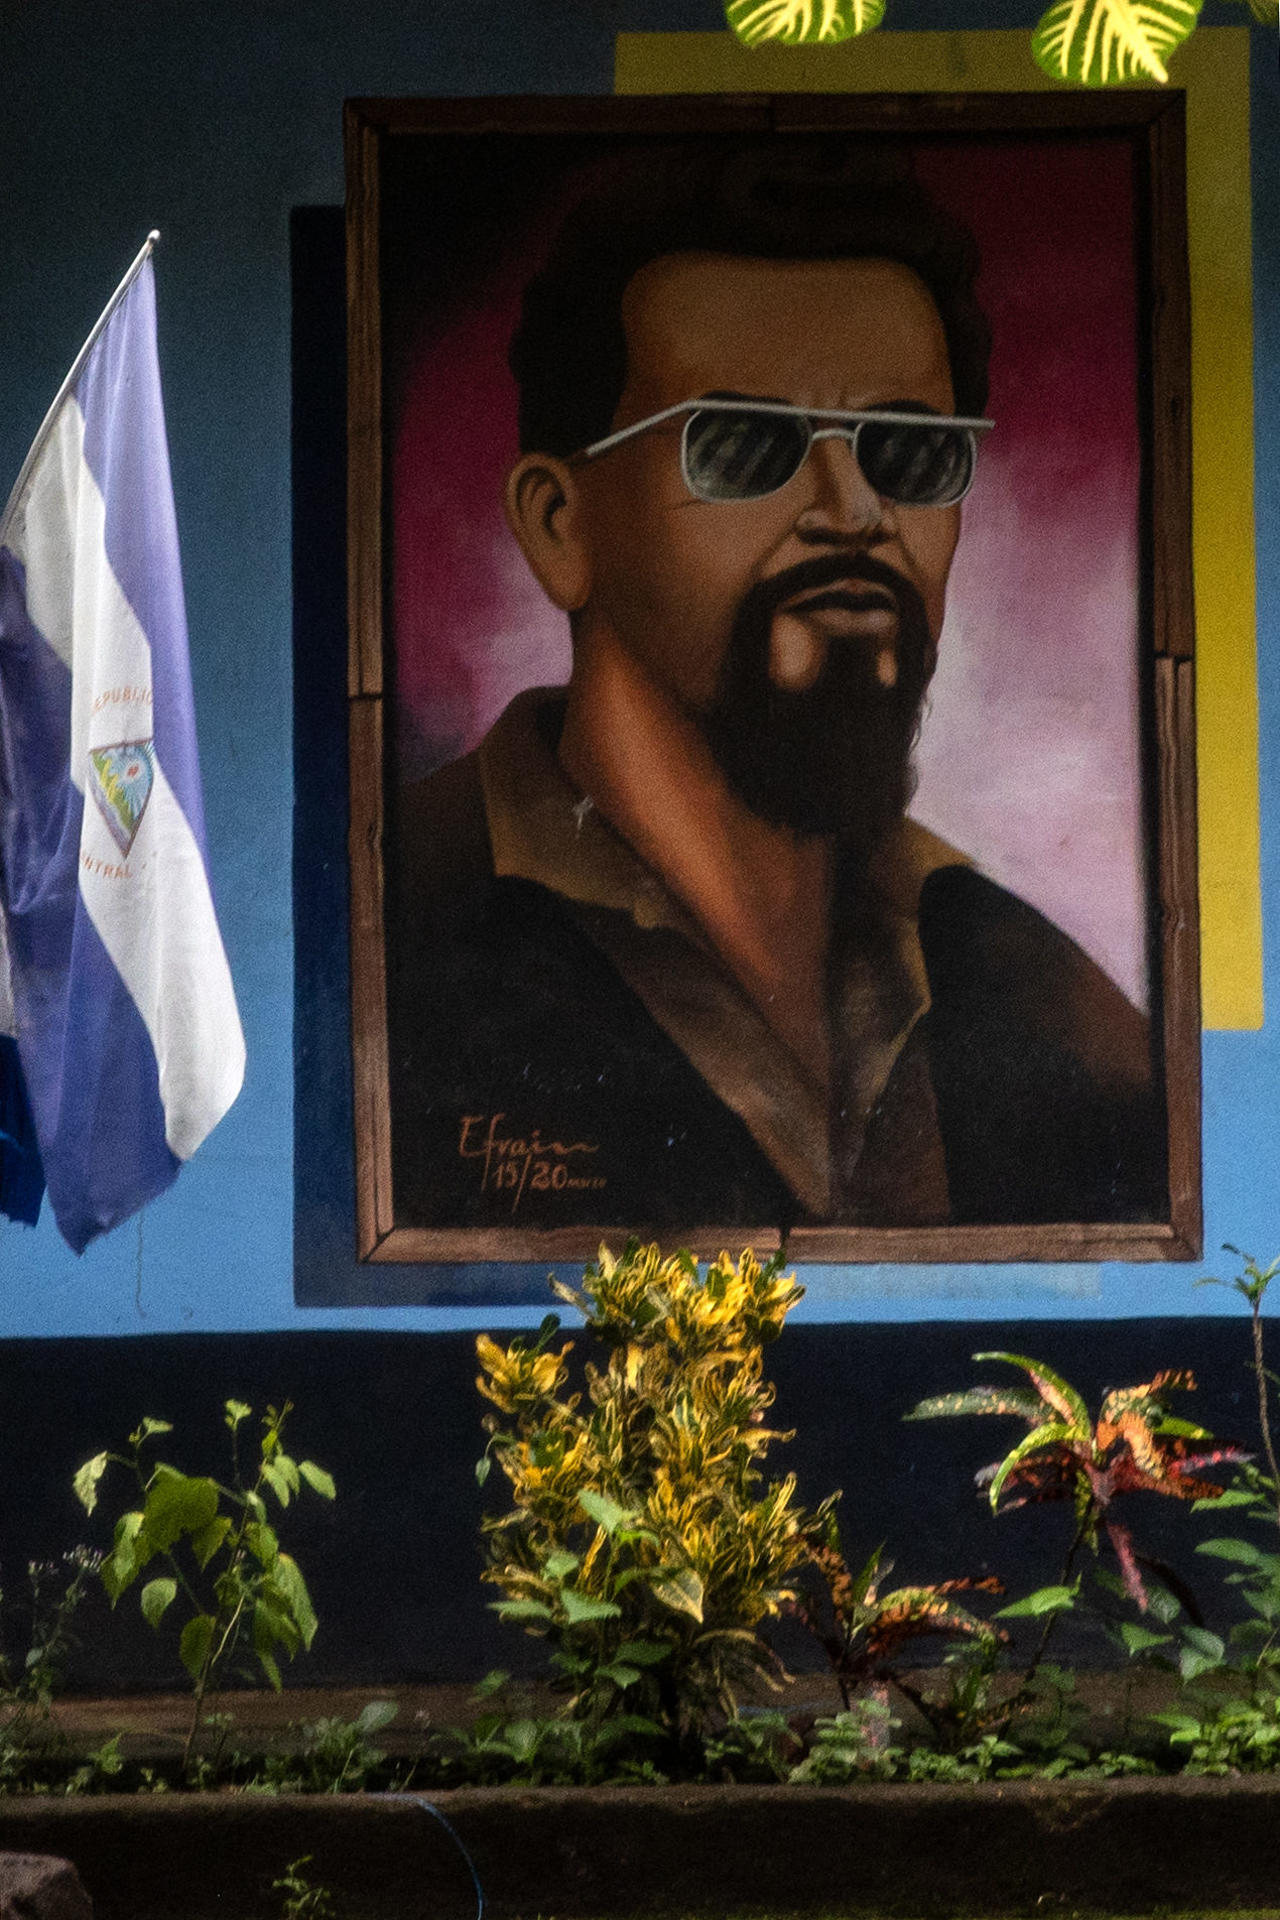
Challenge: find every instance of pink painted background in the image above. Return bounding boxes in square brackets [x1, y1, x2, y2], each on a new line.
[391, 135, 1146, 1007]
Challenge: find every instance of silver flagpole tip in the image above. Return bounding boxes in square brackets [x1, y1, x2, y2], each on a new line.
[146, 230, 161, 247]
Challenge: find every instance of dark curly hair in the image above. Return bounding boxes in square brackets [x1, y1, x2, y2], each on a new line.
[510, 140, 992, 457]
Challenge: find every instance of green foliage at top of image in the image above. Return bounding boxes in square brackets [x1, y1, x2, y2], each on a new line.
[724, 0, 884, 48]
[476, 1243, 818, 1754]
[721, 0, 1276, 81]
[73, 1400, 335, 1772]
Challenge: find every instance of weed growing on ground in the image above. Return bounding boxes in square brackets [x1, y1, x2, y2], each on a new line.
[272, 1855, 334, 1919]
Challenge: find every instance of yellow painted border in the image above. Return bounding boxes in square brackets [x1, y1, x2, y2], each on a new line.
[616, 27, 1261, 1029]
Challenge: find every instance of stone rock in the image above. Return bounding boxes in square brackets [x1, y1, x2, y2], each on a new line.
[0, 1854, 92, 1920]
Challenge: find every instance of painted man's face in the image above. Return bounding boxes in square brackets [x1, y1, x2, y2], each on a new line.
[573, 252, 964, 841]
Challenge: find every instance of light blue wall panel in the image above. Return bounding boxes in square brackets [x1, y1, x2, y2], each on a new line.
[0, 0, 1274, 1332]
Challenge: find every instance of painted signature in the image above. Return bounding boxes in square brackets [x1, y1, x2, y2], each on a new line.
[457, 1113, 606, 1215]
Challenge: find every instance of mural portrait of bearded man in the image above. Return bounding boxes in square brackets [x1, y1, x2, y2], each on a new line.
[385, 140, 1166, 1238]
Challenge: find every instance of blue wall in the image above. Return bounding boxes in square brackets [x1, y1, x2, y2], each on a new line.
[1, 0, 1276, 1336]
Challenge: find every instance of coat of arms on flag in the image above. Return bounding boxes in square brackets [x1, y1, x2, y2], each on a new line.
[0, 234, 245, 1251]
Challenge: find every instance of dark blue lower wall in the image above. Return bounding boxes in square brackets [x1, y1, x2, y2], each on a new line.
[0, 1317, 1262, 1692]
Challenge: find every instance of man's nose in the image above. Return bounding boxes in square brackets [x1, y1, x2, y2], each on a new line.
[794, 432, 893, 543]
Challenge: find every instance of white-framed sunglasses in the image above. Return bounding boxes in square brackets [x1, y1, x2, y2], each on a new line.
[575, 396, 994, 509]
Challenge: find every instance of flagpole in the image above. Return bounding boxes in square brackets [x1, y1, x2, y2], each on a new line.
[0, 230, 161, 546]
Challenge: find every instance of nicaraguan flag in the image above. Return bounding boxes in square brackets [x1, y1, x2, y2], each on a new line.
[0, 235, 245, 1252]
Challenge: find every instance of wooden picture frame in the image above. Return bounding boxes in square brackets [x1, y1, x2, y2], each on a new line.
[345, 91, 1200, 1267]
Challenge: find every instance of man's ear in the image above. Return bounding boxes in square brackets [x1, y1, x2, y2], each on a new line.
[503, 453, 592, 612]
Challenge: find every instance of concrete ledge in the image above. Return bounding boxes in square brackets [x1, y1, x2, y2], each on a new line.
[1, 1777, 1279, 1919]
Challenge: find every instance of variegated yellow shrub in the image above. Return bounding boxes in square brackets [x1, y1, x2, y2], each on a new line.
[476, 1242, 820, 1753]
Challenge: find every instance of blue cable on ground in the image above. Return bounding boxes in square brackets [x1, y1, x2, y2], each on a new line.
[389, 1792, 486, 1920]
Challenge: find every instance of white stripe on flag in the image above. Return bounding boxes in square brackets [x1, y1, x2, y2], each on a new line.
[7, 390, 244, 1160]
[0, 908, 13, 1038]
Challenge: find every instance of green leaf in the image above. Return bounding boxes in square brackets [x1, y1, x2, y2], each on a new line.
[543, 1550, 581, 1582]
[224, 1400, 252, 1430]
[273, 1452, 302, 1496]
[141, 1471, 220, 1552]
[256, 1646, 284, 1692]
[995, 1583, 1079, 1619]
[1181, 1625, 1226, 1661]
[1196, 1537, 1265, 1564]
[617, 1638, 673, 1666]
[140, 1576, 177, 1630]
[261, 1461, 292, 1508]
[1152, 1416, 1209, 1440]
[599, 1661, 642, 1688]
[244, 1520, 280, 1568]
[560, 1587, 622, 1624]
[1195, 1488, 1257, 1509]
[493, 1598, 554, 1623]
[650, 1565, 705, 1623]
[73, 1452, 110, 1515]
[725, 0, 885, 46]
[131, 1418, 174, 1445]
[475, 1455, 492, 1487]
[606, 1713, 667, 1739]
[973, 1353, 1090, 1431]
[254, 1594, 299, 1663]
[272, 1553, 319, 1649]
[356, 1701, 398, 1735]
[987, 1422, 1078, 1512]
[298, 1461, 336, 1500]
[1117, 1621, 1172, 1655]
[188, 1515, 233, 1571]
[102, 1512, 147, 1603]
[1032, 0, 1202, 86]
[906, 1387, 1045, 1423]
[577, 1489, 632, 1536]
[179, 1614, 215, 1683]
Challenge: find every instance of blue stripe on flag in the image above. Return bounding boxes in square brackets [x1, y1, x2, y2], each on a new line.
[0, 551, 178, 1250]
[0, 549, 80, 909]
[0, 1034, 44, 1227]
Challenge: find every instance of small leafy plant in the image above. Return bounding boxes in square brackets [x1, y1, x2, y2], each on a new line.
[476, 1243, 818, 1762]
[273, 1856, 334, 1920]
[0, 1548, 106, 1791]
[1138, 1251, 1280, 1768]
[911, 1353, 1241, 1608]
[908, 1352, 1244, 1728]
[73, 1401, 335, 1771]
[788, 1509, 1003, 1716]
[255, 1701, 399, 1794]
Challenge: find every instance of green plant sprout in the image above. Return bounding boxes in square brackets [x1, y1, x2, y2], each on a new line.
[73, 1400, 335, 1772]
[272, 1855, 335, 1920]
[722, 0, 1275, 84]
[1199, 1247, 1280, 1529]
[1134, 1251, 1280, 1768]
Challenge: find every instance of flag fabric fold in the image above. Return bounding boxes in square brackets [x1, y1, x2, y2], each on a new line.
[0, 245, 245, 1251]
[0, 912, 43, 1225]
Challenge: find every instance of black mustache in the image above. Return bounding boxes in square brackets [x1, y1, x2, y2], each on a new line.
[741, 551, 914, 632]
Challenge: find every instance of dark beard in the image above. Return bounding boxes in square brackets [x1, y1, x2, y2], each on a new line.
[697, 552, 936, 851]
